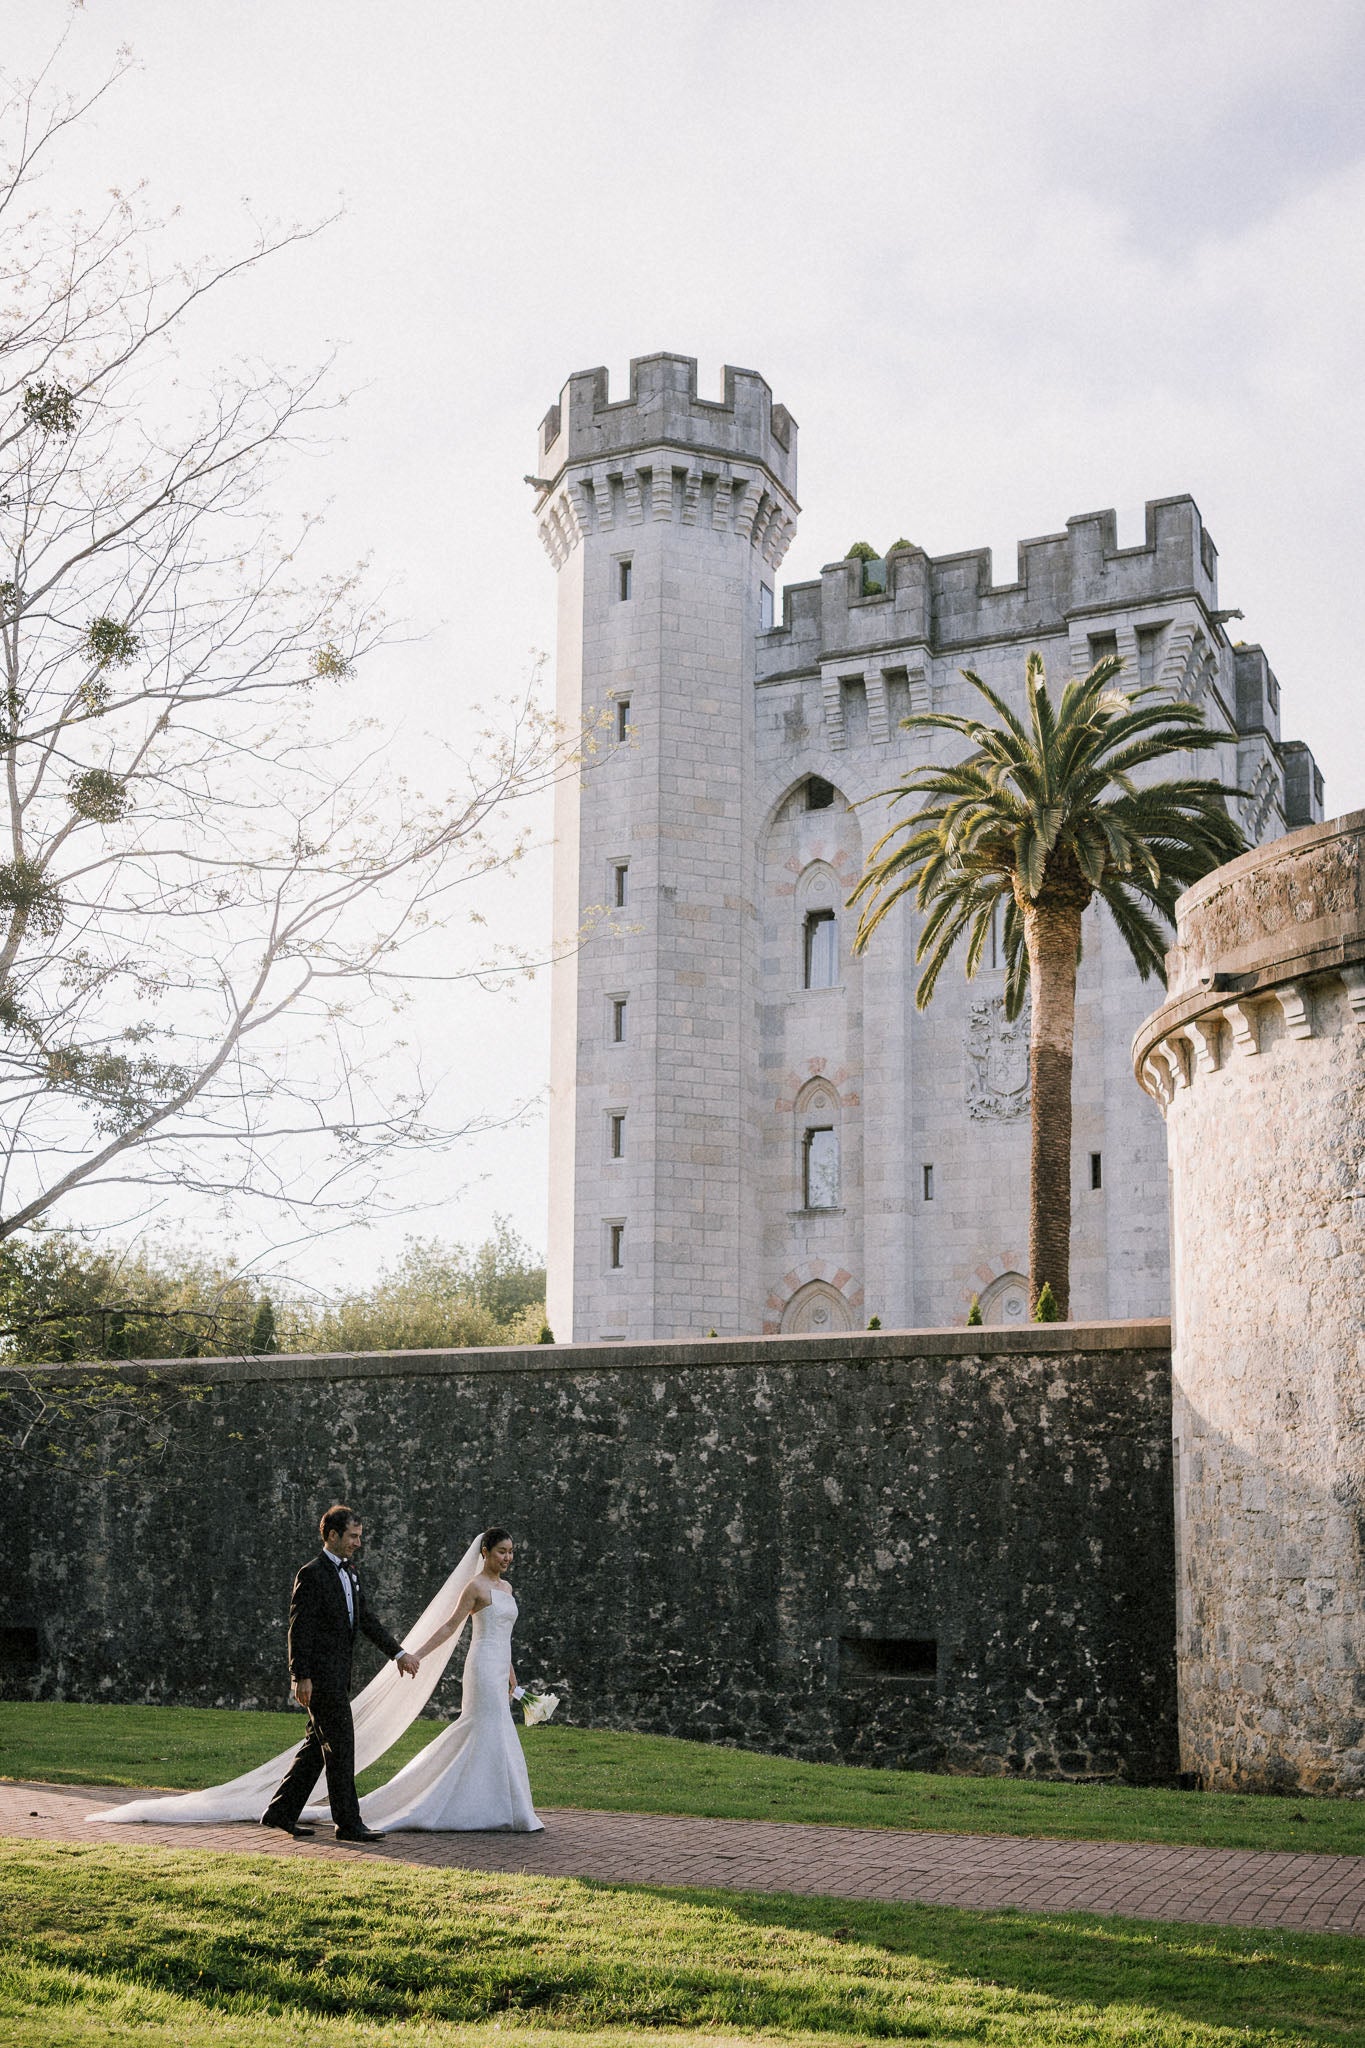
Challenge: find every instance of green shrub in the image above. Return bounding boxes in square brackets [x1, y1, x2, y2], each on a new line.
[866, 1314, 881, 1330]
[1033, 1280, 1061, 1322]
[967, 1295, 983, 1326]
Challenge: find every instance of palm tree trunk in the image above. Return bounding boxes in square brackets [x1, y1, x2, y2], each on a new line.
[1023, 901, 1082, 1318]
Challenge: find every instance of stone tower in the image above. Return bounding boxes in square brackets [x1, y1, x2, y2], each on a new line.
[534, 355, 798, 1340]
[1135, 811, 1365, 1793]
[538, 352, 1322, 1344]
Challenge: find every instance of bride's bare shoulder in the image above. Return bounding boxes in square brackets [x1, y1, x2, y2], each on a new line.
[468, 1571, 496, 1606]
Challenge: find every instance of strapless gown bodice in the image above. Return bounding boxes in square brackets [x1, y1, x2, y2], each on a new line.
[305, 1580, 543, 1833]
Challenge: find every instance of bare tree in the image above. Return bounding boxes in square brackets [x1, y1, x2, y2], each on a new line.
[0, 44, 579, 1247]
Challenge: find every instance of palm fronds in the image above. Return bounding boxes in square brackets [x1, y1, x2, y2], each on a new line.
[849, 655, 1245, 1016]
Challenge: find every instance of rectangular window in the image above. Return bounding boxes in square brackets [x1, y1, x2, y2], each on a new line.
[612, 861, 628, 908]
[617, 558, 633, 601]
[804, 1126, 839, 1209]
[1090, 1151, 1103, 1191]
[923, 1163, 934, 1201]
[614, 696, 631, 742]
[759, 583, 774, 631]
[1088, 630, 1119, 669]
[611, 996, 627, 1043]
[608, 1222, 625, 1269]
[804, 908, 837, 988]
[609, 1112, 626, 1159]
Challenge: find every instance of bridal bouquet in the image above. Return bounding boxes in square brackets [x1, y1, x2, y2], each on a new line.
[512, 1684, 561, 1726]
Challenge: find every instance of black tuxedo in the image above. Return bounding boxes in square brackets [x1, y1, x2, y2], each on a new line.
[262, 1551, 405, 1832]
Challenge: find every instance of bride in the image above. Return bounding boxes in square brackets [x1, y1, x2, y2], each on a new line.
[89, 1525, 542, 1835]
[309, 1524, 543, 1834]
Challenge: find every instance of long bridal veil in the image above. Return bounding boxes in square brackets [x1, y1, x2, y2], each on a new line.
[89, 1533, 487, 1825]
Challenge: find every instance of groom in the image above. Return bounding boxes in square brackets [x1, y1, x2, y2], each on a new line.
[261, 1502, 420, 1842]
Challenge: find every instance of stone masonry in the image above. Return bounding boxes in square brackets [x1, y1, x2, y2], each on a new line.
[4, 1323, 1178, 1784]
[535, 353, 1323, 1343]
[1135, 810, 1365, 1793]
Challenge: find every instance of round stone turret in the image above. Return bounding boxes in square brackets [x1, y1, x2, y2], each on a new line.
[1134, 810, 1365, 1793]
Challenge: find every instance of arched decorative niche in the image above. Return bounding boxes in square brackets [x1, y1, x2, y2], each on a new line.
[794, 1074, 841, 1117]
[978, 1270, 1029, 1327]
[780, 1280, 854, 1335]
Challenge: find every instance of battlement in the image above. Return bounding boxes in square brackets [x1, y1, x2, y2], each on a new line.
[539, 353, 797, 499]
[757, 495, 1220, 677]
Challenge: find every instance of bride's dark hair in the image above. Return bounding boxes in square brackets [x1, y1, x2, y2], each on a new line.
[481, 1526, 512, 1553]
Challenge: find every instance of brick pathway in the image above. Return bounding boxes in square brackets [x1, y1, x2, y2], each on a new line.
[6, 1779, 1365, 1938]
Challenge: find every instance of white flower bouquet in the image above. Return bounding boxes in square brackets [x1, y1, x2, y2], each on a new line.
[511, 1684, 561, 1726]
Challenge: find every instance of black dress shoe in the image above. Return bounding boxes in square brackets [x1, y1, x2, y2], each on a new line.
[260, 1817, 314, 1838]
[334, 1823, 386, 1842]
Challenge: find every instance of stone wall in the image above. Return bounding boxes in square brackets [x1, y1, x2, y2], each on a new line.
[1135, 809, 1365, 1794]
[4, 1323, 1178, 1783]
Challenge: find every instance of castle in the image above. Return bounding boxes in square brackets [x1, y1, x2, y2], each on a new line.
[536, 353, 1323, 1344]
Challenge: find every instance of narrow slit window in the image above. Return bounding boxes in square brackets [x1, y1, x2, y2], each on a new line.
[759, 583, 774, 631]
[804, 908, 837, 989]
[608, 1222, 625, 1269]
[609, 1112, 626, 1160]
[614, 697, 631, 743]
[611, 997, 627, 1043]
[617, 558, 633, 601]
[804, 1127, 839, 1209]
[612, 862, 629, 908]
[1090, 1151, 1103, 1191]
[923, 1163, 934, 1201]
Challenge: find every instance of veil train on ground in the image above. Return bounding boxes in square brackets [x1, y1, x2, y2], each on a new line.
[87, 1533, 486, 1826]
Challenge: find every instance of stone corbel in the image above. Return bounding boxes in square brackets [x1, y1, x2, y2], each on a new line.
[591, 466, 616, 532]
[710, 474, 735, 531]
[1141, 1048, 1175, 1108]
[650, 461, 676, 521]
[620, 465, 645, 525]
[865, 663, 891, 744]
[1222, 1000, 1261, 1057]
[763, 510, 796, 568]
[564, 477, 593, 539]
[1338, 965, 1365, 1021]
[1271, 980, 1314, 1041]
[1162, 1031, 1195, 1088]
[1191, 1015, 1223, 1075]
[733, 477, 766, 542]
[819, 663, 848, 751]
[555, 488, 583, 550]
[679, 466, 703, 526]
[906, 664, 931, 715]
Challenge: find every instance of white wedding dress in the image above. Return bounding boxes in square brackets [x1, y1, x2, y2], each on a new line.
[88, 1536, 541, 1833]
[311, 1579, 542, 1833]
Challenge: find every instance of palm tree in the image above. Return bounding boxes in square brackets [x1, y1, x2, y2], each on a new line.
[848, 652, 1245, 1317]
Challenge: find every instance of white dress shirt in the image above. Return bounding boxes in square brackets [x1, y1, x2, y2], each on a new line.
[327, 1549, 355, 1628]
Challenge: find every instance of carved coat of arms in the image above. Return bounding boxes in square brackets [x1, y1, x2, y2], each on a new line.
[965, 995, 1031, 1120]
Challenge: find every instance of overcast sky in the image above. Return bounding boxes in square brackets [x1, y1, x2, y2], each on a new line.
[9, 0, 1364, 1280]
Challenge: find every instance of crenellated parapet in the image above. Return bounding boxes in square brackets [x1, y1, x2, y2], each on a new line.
[533, 353, 798, 571]
[757, 495, 1220, 679]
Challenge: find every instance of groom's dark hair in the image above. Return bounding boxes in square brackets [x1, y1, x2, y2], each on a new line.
[320, 1503, 359, 1542]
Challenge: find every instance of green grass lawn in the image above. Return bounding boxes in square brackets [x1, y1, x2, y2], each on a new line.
[3, 1839, 1364, 2048]
[4, 1700, 1365, 1857]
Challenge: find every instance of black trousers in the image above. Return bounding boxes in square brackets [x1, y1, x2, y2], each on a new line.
[262, 1688, 361, 1831]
